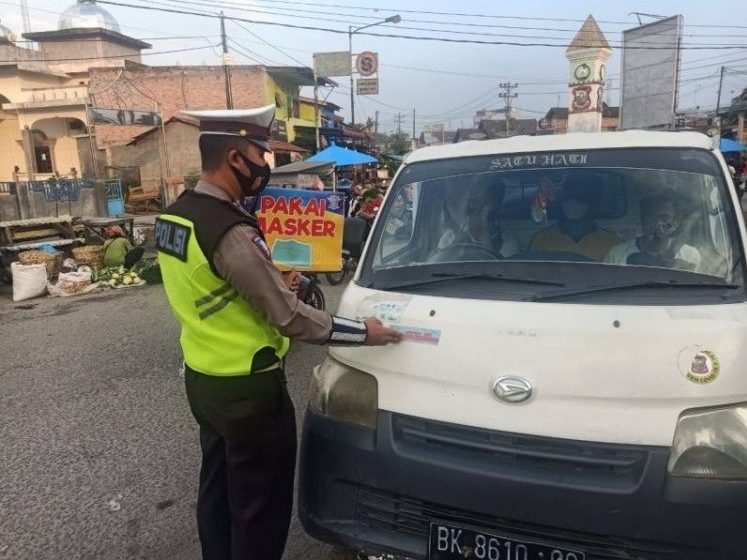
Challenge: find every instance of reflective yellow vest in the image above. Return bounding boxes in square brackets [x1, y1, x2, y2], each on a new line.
[156, 191, 289, 376]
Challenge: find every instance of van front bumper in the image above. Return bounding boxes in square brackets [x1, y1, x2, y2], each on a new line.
[299, 408, 747, 560]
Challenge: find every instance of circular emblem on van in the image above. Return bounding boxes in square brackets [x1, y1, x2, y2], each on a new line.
[492, 376, 533, 403]
[678, 346, 720, 385]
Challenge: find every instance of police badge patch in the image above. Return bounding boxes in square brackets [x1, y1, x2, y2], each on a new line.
[252, 236, 272, 260]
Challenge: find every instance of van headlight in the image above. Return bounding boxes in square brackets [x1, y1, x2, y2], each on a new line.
[308, 355, 378, 429]
[668, 404, 747, 480]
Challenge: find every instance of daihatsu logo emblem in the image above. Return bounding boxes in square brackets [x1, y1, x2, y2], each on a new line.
[492, 376, 533, 404]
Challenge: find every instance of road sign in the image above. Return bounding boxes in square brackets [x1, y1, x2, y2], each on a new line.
[313, 51, 351, 77]
[356, 51, 378, 77]
[357, 78, 379, 95]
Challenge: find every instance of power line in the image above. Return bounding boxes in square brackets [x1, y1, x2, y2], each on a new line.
[13, 35, 218, 43]
[230, 20, 308, 67]
[0, 0, 218, 42]
[228, 0, 747, 29]
[1, 44, 218, 63]
[228, 38, 284, 65]
[141, 0, 747, 46]
[96, 1, 747, 50]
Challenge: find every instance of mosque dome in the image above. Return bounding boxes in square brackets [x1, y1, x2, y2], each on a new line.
[58, 0, 120, 32]
[0, 20, 14, 41]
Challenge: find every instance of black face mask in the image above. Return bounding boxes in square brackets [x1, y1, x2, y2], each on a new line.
[231, 151, 271, 197]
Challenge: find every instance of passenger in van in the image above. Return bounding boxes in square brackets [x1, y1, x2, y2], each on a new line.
[436, 181, 520, 258]
[384, 192, 413, 240]
[604, 194, 701, 271]
[529, 181, 620, 261]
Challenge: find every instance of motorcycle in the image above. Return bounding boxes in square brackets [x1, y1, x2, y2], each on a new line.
[298, 273, 326, 311]
[325, 249, 357, 286]
[325, 217, 370, 286]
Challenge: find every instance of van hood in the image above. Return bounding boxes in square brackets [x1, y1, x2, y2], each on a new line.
[331, 283, 747, 446]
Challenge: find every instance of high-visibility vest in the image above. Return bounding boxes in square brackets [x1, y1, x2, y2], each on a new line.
[156, 191, 289, 376]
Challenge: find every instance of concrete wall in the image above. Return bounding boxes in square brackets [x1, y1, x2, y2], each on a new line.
[42, 38, 141, 74]
[109, 120, 200, 192]
[76, 136, 107, 178]
[0, 185, 99, 221]
[0, 112, 26, 178]
[0, 71, 68, 104]
[0, 193, 17, 221]
[0, 42, 49, 75]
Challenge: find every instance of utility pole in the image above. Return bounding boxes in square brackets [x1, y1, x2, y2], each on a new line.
[394, 112, 405, 135]
[220, 12, 233, 109]
[348, 26, 355, 126]
[715, 66, 727, 137]
[20, 0, 31, 34]
[374, 110, 379, 136]
[499, 82, 518, 138]
[412, 108, 416, 150]
[716, 66, 726, 117]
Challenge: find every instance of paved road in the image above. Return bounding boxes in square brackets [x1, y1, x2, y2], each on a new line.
[0, 282, 356, 560]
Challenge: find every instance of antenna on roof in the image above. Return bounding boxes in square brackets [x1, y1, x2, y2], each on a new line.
[20, 0, 31, 34]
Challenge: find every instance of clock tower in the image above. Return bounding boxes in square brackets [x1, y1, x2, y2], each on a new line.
[565, 15, 612, 133]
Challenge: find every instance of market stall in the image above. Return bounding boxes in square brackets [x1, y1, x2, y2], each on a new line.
[76, 216, 136, 242]
[307, 143, 378, 168]
[269, 160, 335, 189]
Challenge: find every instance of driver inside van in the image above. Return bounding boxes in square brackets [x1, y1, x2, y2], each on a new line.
[436, 181, 519, 258]
[604, 194, 702, 271]
[530, 179, 620, 261]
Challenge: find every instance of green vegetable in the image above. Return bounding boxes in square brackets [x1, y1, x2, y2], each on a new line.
[139, 264, 162, 285]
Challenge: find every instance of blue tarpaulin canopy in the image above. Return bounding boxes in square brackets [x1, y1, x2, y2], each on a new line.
[720, 138, 747, 152]
[307, 142, 378, 167]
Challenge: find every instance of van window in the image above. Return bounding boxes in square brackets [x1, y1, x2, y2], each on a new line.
[366, 148, 745, 304]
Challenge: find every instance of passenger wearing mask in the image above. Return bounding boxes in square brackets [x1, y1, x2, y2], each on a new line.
[436, 181, 519, 258]
[604, 194, 701, 271]
[530, 180, 619, 261]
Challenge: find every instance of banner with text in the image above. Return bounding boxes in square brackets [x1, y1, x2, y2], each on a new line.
[257, 187, 345, 272]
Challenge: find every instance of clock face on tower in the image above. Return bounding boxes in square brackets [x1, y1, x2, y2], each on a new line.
[599, 64, 606, 81]
[574, 63, 591, 81]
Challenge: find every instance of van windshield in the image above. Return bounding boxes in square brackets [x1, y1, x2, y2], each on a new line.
[363, 148, 745, 304]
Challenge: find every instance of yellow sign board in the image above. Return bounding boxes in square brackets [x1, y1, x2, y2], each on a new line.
[257, 188, 345, 272]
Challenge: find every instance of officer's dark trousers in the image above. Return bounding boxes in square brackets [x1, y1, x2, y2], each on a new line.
[185, 367, 297, 560]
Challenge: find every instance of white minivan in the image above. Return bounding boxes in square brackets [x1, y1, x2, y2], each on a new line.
[299, 131, 747, 560]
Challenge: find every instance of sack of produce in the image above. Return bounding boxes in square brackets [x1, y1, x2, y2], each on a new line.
[11, 262, 48, 302]
[49, 271, 94, 297]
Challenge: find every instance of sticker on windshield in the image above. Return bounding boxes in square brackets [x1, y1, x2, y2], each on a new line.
[372, 301, 409, 323]
[678, 346, 720, 384]
[392, 326, 442, 345]
[489, 152, 588, 171]
[356, 295, 412, 324]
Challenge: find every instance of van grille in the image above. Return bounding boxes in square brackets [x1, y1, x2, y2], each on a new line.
[392, 415, 648, 491]
[356, 488, 715, 560]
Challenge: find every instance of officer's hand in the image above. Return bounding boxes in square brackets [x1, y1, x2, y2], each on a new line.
[364, 317, 402, 346]
[282, 269, 301, 293]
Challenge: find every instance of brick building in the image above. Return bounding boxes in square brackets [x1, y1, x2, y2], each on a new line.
[0, 0, 329, 192]
[86, 64, 324, 149]
[109, 115, 309, 193]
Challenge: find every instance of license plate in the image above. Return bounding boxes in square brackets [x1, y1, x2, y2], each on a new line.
[429, 523, 586, 560]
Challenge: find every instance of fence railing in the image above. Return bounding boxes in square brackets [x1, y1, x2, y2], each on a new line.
[1, 179, 94, 200]
[0, 182, 16, 195]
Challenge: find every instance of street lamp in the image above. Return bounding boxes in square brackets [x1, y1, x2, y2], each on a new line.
[349, 14, 401, 126]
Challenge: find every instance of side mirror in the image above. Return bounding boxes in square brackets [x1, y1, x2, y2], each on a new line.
[343, 217, 368, 259]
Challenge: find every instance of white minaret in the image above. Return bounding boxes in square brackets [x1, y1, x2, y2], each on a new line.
[566, 15, 612, 133]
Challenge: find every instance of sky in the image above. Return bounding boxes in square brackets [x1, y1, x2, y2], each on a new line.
[2, 0, 746, 133]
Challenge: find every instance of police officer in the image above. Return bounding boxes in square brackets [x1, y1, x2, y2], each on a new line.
[155, 105, 401, 560]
